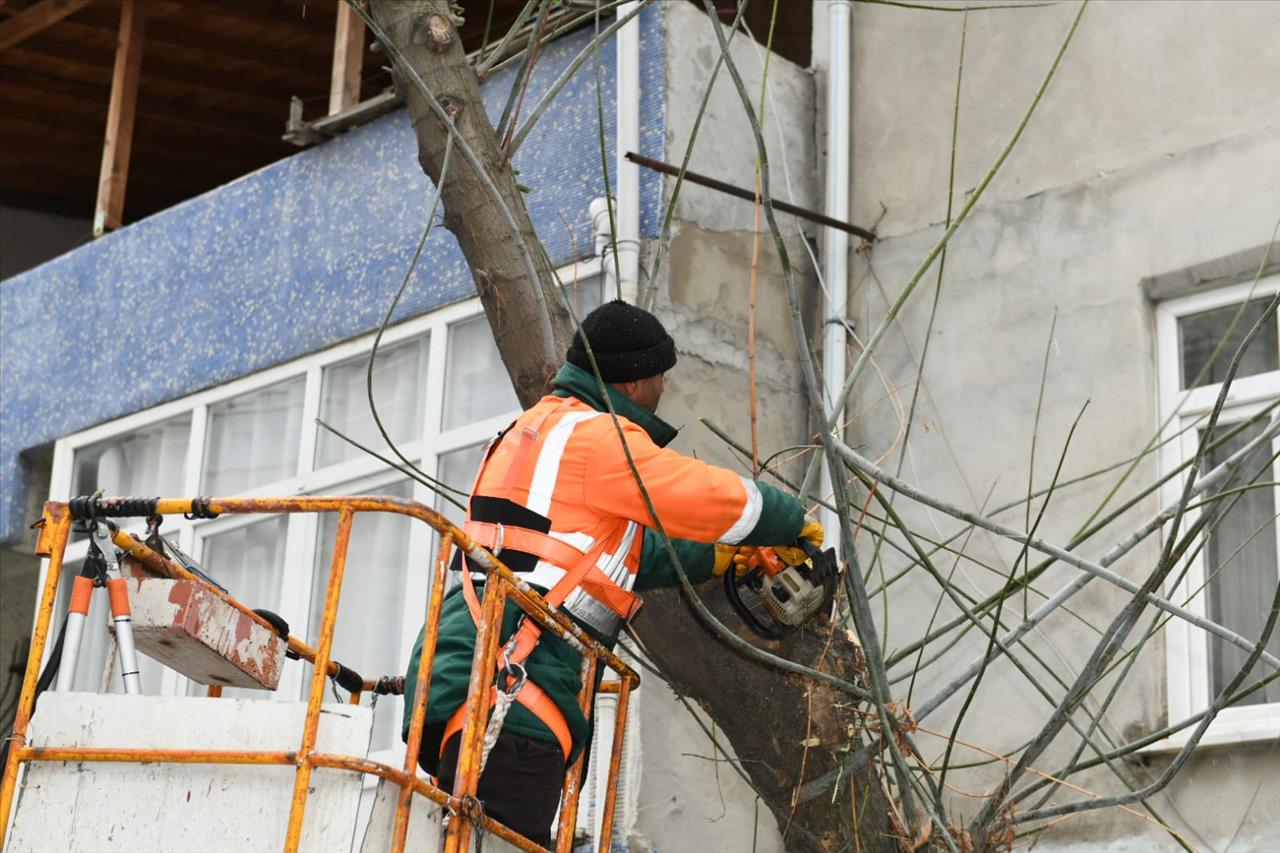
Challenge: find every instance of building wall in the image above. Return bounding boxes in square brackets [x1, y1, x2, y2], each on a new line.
[0, 12, 668, 546]
[813, 0, 1279, 848]
[621, 4, 822, 851]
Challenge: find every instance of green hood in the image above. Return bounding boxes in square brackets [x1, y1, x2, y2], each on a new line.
[550, 362, 677, 447]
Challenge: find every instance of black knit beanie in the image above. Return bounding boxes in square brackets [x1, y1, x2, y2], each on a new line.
[565, 300, 677, 383]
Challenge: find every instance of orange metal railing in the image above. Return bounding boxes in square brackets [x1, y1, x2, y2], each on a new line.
[0, 495, 640, 853]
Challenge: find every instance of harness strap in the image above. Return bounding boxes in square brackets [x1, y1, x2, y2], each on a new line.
[448, 395, 633, 762]
[441, 679, 572, 760]
[500, 397, 573, 491]
[464, 522, 589, 579]
[459, 528, 617, 666]
[455, 529, 617, 756]
[463, 521, 642, 619]
[578, 570, 644, 620]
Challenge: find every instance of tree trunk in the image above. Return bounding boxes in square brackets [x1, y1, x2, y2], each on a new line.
[369, 2, 895, 849]
[370, 0, 569, 405]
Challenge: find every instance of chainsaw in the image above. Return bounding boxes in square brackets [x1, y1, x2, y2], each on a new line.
[723, 540, 838, 639]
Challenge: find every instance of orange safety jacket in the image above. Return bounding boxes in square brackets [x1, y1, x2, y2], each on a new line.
[405, 363, 806, 762]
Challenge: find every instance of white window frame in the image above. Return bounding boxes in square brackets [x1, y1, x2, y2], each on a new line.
[1153, 275, 1280, 750]
[37, 259, 605, 773]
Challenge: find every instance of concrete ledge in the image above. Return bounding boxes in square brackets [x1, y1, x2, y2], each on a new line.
[6, 693, 370, 853]
[1140, 243, 1280, 302]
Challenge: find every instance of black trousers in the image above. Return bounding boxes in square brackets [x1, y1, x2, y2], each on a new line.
[423, 724, 566, 847]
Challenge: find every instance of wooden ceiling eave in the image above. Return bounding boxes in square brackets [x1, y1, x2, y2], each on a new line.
[0, 0, 594, 225]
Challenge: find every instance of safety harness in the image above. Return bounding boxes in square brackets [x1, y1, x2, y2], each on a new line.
[441, 398, 643, 761]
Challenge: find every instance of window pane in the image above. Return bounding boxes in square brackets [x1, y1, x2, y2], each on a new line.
[1201, 421, 1279, 705]
[442, 316, 518, 431]
[436, 443, 485, 531]
[194, 516, 289, 700]
[1178, 299, 1279, 389]
[73, 415, 191, 497]
[561, 274, 605, 322]
[435, 444, 486, 594]
[204, 379, 304, 494]
[315, 336, 429, 469]
[309, 480, 414, 752]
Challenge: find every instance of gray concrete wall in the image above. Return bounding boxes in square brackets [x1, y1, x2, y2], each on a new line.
[613, 4, 823, 850]
[814, 0, 1279, 848]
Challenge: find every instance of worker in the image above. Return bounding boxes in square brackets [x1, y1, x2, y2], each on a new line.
[402, 300, 822, 845]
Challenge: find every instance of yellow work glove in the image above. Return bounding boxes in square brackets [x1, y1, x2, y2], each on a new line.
[713, 544, 757, 576]
[774, 521, 825, 566]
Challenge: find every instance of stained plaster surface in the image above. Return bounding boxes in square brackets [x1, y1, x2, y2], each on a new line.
[842, 0, 1280, 238]
[611, 10, 823, 849]
[661, 0, 819, 235]
[835, 28, 1279, 853]
[0, 6, 667, 544]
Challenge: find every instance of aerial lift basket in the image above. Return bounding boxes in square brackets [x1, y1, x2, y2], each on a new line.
[0, 495, 640, 853]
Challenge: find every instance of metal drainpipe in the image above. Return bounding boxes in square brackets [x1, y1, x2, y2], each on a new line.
[615, 0, 641, 304]
[590, 196, 617, 299]
[819, 0, 852, 552]
[591, 690, 619, 843]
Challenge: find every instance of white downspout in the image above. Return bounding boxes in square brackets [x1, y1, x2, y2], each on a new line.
[587, 8, 638, 831]
[590, 196, 617, 298]
[819, 0, 852, 550]
[590, 691, 618, 843]
[615, 0, 641, 304]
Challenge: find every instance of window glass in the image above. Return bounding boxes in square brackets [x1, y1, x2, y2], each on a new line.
[436, 443, 486, 530]
[309, 480, 414, 752]
[434, 443, 486, 593]
[560, 274, 606, 323]
[1178, 299, 1279, 389]
[73, 415, 191, 497]
[315, 336, 429, 469]
[1200, 421, 1279, 705]
[204, 379, 304, 494]
[197, 516, 290, 700]
[442, 316, 518, 430]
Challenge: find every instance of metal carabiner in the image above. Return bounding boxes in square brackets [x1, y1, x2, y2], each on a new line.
[499, 645, 527, 695]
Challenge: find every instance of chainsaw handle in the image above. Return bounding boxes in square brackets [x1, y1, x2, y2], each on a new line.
[723, 562, 788, 640]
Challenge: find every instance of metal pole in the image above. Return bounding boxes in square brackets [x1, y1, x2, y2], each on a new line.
[106, 569, 141, 695]
[392, 532, 453, 853]
[55, 576, 93, 692]
[0, 505, 72, 848]
[594, 678, 631, 853]
[444, 579, 509, 853]
[624, 151, 875, 241]
[819, 0, 853, 551]
[283, 505, 355, 853]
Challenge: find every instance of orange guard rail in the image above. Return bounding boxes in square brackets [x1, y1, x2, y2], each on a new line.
[0, 496, 640, 853]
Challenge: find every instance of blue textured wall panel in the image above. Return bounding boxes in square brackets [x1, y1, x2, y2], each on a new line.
[0, 8, 667, 543]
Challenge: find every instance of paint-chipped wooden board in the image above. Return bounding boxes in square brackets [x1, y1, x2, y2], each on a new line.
[124, 578, 286, 690]
[6, 693, 371, 853]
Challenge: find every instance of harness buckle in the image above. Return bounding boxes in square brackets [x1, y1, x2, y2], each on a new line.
[493, 522, 504, 555]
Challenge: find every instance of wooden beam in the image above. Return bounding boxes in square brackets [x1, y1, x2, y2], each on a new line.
[328, 0, 364, 115]
[0, 0, 91, 52]
[93, 0, 144, 235]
